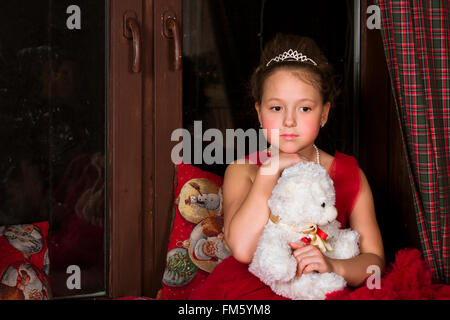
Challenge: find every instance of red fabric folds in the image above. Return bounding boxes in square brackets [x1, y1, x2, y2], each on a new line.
[189, 255, 289, 300]
[326, 248, 450, 300]
[190, 247, 450, 300]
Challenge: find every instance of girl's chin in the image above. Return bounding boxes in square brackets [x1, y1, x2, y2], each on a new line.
[271, 144, 302, 154]
[280, 149, 301, 154]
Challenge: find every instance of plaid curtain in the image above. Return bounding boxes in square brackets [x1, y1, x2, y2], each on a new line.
[375, 0, 450, 284]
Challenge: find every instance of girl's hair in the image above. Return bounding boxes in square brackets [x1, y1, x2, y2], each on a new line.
[251, 33, 340, 107]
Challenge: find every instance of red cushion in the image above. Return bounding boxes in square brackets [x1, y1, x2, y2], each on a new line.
[0, 221, 51, 299]
[159, 163, 230, 300]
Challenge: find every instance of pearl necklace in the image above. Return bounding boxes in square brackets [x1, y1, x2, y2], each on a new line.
[313, 144, 320, 165]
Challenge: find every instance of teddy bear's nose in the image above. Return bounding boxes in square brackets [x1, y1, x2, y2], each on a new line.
[321, 203, 326, 208]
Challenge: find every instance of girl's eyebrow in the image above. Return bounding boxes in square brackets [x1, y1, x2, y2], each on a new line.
[265, 97, 316, 104]
[265, 97, 284, 103]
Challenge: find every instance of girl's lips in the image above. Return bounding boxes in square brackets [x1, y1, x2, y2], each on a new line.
[281, 134, 298, 140]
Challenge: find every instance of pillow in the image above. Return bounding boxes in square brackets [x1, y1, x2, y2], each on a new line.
[0, 261, 52, 300]
[158, 163, 231, 300]
[0, 221, 52, 299]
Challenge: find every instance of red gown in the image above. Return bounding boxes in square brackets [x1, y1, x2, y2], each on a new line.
[189, 150, 362, 300]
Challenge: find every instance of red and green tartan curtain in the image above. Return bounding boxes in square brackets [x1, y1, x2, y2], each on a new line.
[375, 0, 450, 284]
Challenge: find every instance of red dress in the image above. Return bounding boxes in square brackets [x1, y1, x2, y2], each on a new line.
[189, 150, 362, 300]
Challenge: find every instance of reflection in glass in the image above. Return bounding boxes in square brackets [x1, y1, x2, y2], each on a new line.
[183, 0, 234, 137]
[0, 0, 106, 298]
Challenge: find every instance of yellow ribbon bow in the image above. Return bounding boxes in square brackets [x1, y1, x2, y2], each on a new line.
[269, 214, 333, 253]
[301, 223, 333, 253]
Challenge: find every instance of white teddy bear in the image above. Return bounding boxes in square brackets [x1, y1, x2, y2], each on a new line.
[249, 161, 360, 300]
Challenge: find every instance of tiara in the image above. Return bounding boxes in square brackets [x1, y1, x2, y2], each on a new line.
[266, 49, 318, 67]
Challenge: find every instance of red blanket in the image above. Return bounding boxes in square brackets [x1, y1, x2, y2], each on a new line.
[188, 248, 450, 300]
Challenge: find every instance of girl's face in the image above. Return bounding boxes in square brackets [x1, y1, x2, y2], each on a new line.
[255, 69, 330, 154]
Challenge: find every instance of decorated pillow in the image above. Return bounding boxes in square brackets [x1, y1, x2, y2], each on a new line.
[158, 163, 231, 300]
[0, 221, 52, 299]
[0, 261, 52, 300]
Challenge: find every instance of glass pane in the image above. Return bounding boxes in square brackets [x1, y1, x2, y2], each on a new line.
[0, 0, 107, 298]
[182, 0, 356, 176]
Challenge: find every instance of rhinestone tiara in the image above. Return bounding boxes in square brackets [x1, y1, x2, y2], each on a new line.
[266, 49, 318, 67]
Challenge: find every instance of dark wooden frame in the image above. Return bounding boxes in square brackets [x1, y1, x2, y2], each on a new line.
[108, 0, 144, 298]
[107, 0, 182, 299]
[142, 0, 155, 298]
[143, 0, 183, 298]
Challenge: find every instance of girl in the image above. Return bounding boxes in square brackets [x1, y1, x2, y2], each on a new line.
[190, 34, 385, 300]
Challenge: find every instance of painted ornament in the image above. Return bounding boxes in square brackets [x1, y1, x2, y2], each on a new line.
[0, 261, 52, 300]
[181, 216, 231, 273]
[175, 178, 223, 224]
[4, 224, 43, 259]
[162, 248, 198, 287]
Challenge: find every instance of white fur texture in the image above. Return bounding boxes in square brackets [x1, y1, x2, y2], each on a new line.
[249, 162, 360, 300]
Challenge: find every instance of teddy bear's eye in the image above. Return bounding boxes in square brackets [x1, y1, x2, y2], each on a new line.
[321, 203, 326, 208]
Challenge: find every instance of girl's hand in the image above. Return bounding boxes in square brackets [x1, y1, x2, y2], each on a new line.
[260, 151, 310, 175]
[289, 242, 334, 276]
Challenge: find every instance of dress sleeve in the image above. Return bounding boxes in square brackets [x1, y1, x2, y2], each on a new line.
[332, 152, 362, 228]
[244, 150, 271, 167]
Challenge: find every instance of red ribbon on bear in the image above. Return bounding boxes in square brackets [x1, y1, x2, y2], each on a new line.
[300, 237, 311, 245]
[316, 228, 328, 240]
[301, 227, 328, 248]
